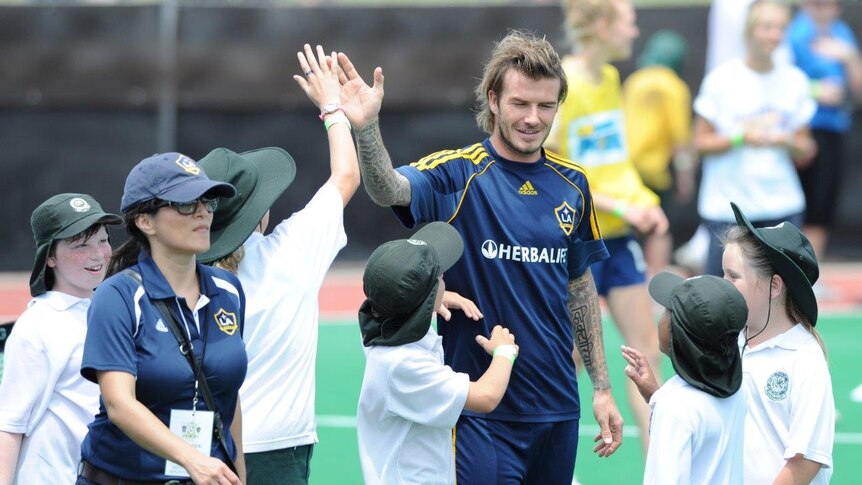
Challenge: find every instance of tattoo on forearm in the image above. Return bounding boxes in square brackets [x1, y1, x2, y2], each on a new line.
[571, 304, 593, 369]
[568, 270, 611, 390]
[355, 120, 411, 207]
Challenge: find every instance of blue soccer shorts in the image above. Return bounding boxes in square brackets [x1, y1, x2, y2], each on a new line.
[590, 234, 647, 296]
[454, 415, 579, 484]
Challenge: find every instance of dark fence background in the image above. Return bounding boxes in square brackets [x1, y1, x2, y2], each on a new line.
[2, 4, 860, 269]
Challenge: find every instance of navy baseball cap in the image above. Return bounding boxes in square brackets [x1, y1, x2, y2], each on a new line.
[120, 152, 236, 212]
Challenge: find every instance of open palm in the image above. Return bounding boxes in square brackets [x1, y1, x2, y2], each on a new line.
[336, 52, 385, 130]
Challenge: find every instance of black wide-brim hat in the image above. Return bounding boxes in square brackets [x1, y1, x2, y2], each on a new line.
[197, 147, 296, 263]
[730, 202, 820, 326]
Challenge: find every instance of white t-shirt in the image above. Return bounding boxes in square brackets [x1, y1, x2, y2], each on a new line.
[695, 59, 815, 222]
[739, 325, 834, 485]
[238, 183, 347, 452]
[643, 375, 746, 485]
[357, 327, 470, 485]
[0, 292, 99, 484]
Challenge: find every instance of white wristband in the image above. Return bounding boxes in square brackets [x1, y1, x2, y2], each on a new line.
[493, 344, 518, 363]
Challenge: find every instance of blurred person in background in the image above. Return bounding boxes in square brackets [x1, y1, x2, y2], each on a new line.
[676, 0, 794, 273]
[197, 44, 361, 485]
[706, 0, 792, 74]
[547, 0, 667, 456]
[787, 0, 862, 266]
[622, 30, 696, 277]
[336, 29, 623, 483]
[0, 194, 120, 485]
[78, 154, 245, 485]
[693, 0, 816, 277]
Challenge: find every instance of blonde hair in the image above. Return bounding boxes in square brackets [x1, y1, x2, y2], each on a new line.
[213, 246, 245, 275]
[721, 226, 827, 358]
[561, 0, 623, 47]
[745, 0, 791, 38]
[474, 30, 568, 135]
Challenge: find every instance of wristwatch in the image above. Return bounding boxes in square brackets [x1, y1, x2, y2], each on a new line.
[319, 103, 343, 120]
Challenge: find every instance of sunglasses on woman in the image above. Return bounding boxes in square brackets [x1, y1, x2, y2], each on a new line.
[153, 197, 218, 215]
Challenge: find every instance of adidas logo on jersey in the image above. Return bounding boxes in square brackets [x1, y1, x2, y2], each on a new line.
[155, 319, 169, 333]
[518, 181, 538, 195]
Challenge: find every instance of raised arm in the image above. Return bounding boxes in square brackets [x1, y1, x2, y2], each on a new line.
[568, 268, 623, 457]
[293, 44, 360, 207]
[335, 52, 411, 207]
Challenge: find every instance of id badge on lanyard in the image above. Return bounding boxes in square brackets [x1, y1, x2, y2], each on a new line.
[165, 406, 214, 476]
[166, 335, 214, 477]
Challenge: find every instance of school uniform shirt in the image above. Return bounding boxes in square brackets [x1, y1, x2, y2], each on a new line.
[0, 292, 98, 484]
[694, 59, 816, 223]
[80, 251, 247, 481]
[549, 60, 660, 238]
[237, 182, 346, 453]
[394, 138, 608, 422]
[357, 327, 470, 485]
[643, 375, 745, 485]
[739, 324, 834, 485]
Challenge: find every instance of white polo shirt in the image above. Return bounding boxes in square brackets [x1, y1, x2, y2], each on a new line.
[237, 183, 347, 452]
[0, 292, 99, 484]
[643, 375, 746, 485]
[357, 327, 470, 485]
[739, 324, 834, 485]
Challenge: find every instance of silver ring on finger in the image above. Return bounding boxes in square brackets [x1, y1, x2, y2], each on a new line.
[304, 70, 313, 77]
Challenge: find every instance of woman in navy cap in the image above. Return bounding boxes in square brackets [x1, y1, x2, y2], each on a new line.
[0, 193, 121, 484]
[77, 154, 247, 485]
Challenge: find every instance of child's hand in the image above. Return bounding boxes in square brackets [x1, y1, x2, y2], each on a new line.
[621, 345, 659, 403]
[437, 291, 484, 322]
[475, 325, 517, 356]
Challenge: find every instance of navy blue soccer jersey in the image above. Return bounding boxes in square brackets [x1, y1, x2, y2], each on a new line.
[394, 138, 608, 422]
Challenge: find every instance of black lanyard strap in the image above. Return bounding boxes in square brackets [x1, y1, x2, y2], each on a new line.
[122, 269, 238, 474]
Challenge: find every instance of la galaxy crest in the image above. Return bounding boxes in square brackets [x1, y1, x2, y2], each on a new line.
[554, 201, 576, 236]
[175, 154, 201, 175]
[214, 308, 238, 336]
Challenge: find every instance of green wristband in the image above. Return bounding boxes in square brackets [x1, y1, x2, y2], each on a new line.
[730, 129, 745, 149]
[612, 201, 628, 218]
[323, 112, 350, 131]
[493, 344, 518, 364]
[809, 80, 821, 99]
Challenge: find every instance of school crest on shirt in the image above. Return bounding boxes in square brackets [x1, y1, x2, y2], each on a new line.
[214, 308, 238, 336]
[554, 201, 576, 236]
[765, 371, 789, 401]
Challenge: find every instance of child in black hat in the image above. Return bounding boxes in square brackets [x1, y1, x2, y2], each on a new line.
[356, 222, 518, 485]
[0, 193, 121, 484]
[622, 272, 748, 484]
[721, 202, 833, 484]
